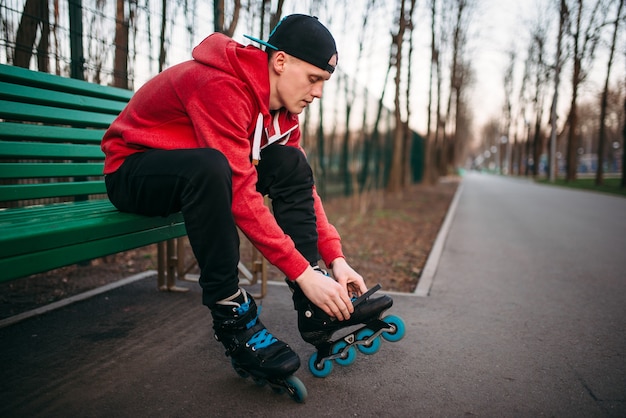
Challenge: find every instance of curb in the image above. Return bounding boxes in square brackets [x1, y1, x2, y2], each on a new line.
[413, 179, 464, 297]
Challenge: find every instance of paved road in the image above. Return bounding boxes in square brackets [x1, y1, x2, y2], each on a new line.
[1, 173, 624, 417]
[421, 173, 626, 416]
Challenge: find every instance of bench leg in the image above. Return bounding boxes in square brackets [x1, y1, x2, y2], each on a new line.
[233, 243, 267, 299]
[171, 237, 267, 299]
[157, 241, 166, 290]
[157, 240, 189, 292]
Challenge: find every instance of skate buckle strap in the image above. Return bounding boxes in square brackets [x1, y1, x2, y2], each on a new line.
[235, 300, 259, 329]
[236, 300, 251, 316]
[352, 283, 382, 308]
[237, 305, 278, 351]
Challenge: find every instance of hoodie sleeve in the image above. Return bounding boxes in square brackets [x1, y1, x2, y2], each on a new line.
[283, 119, 345, 267]
[183, 76, 311, 281]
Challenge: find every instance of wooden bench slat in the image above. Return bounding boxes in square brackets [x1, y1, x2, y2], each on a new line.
[0, 140, 104, 160]
[0, 181, 106, 202]
[0, 100, 116, 127]
[0, 162, 104, 179]
[0, 222, 187, 282]
[0, 63, 133, 102]
[0, 122, 105, 143]
[1, 208, 184, 245]
[0, 204, 185, 259]
[0, 199, 113, 221]
[0, 81, 127, 114]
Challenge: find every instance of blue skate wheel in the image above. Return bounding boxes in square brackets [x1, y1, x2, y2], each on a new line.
[285, 375, 308, 403]
[356, 328, 381, 354]
[308, 352, 333, 378]
[381, 314, 406, 342]
[332, 341, 357, 366]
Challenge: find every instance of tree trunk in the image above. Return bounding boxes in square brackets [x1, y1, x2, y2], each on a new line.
[113, 0, 129, 89]
[214, 0, 241, 37]
[596, 0, 623, 186]
[13, 0, 49, 70]
[361, 63, 392, 191]
[622, 94, 626, 189]
[548, 0, 567, 182]
[565, 0, 606, 181]
[404, 0, 417, 185]
[387, 0, 407, 193]
[158, 0, 167, 72]
[341, 74, 353, 196]
[565, 62, 581, 182]
[214, 0, 224, 33]
[424, 0, 438, 185]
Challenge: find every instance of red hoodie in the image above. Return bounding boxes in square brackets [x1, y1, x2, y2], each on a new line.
[101, 33, 343, 280]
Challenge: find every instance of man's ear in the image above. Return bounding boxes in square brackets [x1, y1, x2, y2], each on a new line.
[271, 51, 287, 75]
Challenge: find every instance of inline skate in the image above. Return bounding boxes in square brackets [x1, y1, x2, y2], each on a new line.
[287, 279, 406, 378]
[212, 288, 307, 402]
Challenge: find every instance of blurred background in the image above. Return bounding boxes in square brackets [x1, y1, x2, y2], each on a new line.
[1, 0, 624, 196]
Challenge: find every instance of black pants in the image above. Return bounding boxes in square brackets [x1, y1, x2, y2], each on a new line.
[105, 145, 318, 308]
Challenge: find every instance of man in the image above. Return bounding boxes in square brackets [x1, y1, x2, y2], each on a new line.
[102, 14, 368, 381]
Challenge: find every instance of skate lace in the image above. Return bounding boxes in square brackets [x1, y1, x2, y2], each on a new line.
[235, 304, 278, 350]
[247, 329, 278, 350]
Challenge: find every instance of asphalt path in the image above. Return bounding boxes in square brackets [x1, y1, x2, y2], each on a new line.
[1, 172, 624, 417]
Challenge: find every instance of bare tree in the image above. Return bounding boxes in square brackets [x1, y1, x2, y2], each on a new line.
[502, 48, 515, 175]
[515, 51, 531, 176]
[13, 0, 49, 70]
[387, 0, 410, 193]
[548, 0, 568, 182]
[424, 0, 439, 184]
[441, 0, 474, 175]
[435, 0, 450, 177]
[363, 62, 394, 188]
[158, 0, 168, 72]
[113, 0, 130, 88]
[404, 0, 417, 184]
[531, 25, 549, 177]
[51, 0, 61, 75]
[515, 16, 549, 178]
[622, 86, 626, 189]
[433, 0, 447, 176]
[337, 1, 376, 196]
[563, 0, 606, 182]
[596, 0, 623, 186]
[213, 0, 241, 36]
[85, 1, 108, 84]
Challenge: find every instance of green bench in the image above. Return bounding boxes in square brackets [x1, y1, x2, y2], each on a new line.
[0, 63, 188, 287]
[0, 63, 268, 298]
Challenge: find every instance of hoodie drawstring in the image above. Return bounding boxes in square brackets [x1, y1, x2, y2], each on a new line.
[251, 113, 264, 165]
[251, 111, 298, 165]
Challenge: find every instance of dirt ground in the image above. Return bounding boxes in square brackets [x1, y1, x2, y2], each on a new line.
[0, 179, 458, 319]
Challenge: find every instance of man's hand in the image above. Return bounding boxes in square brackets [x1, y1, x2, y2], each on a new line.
[330, 257, 368, 297]
[295, 265, 354, 321]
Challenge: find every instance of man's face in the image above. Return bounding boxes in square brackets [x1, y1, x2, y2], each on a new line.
[274, 53, 335, 114]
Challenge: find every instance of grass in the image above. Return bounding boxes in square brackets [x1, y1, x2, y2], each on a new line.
[536, 176, 626, 197]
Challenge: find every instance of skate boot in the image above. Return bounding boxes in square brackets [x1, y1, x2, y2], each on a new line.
[287, 276, 406, 378]
[212, 288, 307, 402]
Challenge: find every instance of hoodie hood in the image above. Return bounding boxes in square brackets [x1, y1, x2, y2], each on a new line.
[191, 33, 298, 163]
[192, 33, 270, 118]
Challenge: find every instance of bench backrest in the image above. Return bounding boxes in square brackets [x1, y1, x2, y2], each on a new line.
[0, 64, 131, 207]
